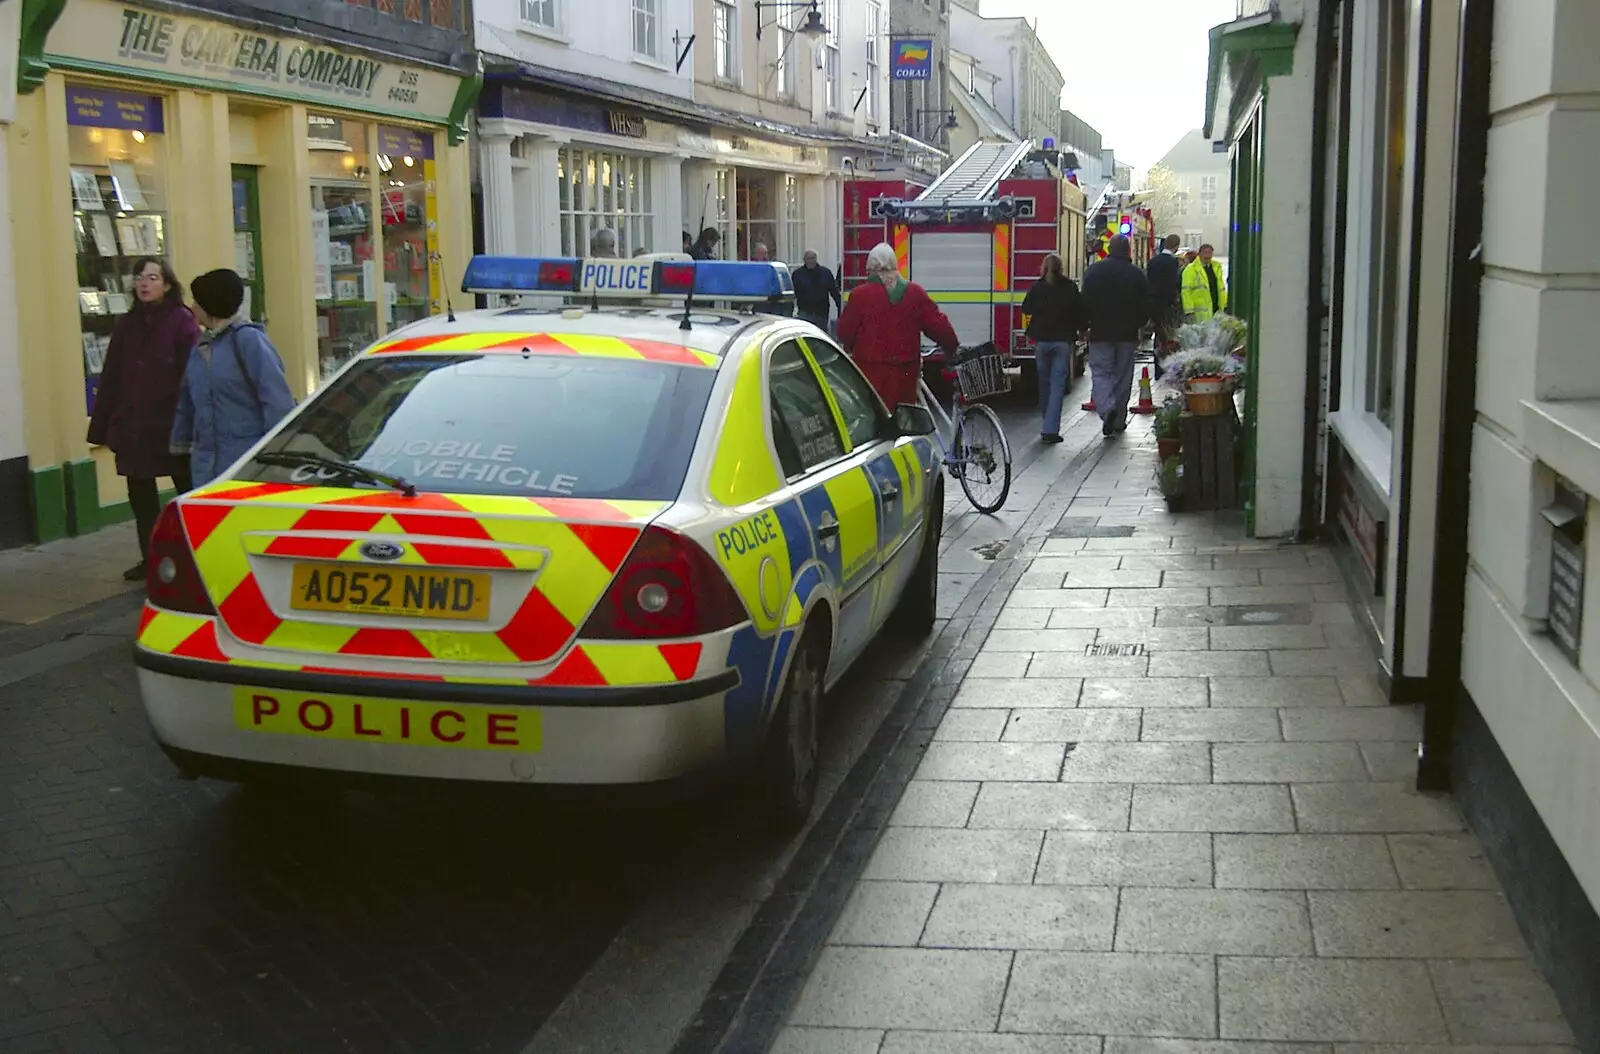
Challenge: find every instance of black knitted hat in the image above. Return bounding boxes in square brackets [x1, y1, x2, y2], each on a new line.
[190, 269, 245, 320]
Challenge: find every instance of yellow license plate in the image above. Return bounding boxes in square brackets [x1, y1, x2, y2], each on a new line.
[233, 687, 541, 752]
[289, 563, 491, 621]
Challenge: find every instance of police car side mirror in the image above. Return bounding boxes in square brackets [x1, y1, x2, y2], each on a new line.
[893, 404, 936, 437]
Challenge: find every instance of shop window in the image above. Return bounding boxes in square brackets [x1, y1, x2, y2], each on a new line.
[632, 0, 659, 59]
[66, 84, 169, 416]
[377, 126, 439, 332]
[782, 175, 805, 266]
[736, 172, 777, 263]
[307, 114, 378, 382]
[557, 147, 653, 258]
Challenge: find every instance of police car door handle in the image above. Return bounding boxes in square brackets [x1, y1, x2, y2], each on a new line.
[817, 520, 841, 539]
[880, 483, 900, 502]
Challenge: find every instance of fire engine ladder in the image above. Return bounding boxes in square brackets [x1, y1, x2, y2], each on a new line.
[914, 140, 1036, 207]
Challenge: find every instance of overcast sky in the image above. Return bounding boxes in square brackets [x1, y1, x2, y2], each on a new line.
[973, 0, 1238, 171]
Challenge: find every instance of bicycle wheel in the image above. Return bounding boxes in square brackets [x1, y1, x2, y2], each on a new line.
[953, 402, 1012, 514]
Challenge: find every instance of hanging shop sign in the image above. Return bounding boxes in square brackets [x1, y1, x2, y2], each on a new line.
[891, 40, 933, 81]
[42, 0, 462, 124]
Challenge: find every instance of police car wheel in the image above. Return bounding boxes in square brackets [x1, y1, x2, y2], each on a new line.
[890, 488, 942, 637]
[756, 632, 823, 833]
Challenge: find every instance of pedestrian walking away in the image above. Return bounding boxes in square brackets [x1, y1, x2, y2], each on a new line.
[85, 256, 201, 579]
[1081, 234, 1150, 437]
[836, 242, 959, 410]
[1019, 252, 1085, 444]
[1146, 233, 1184, 376]
[791, 249, 842, 332]
[1181, 242, 1228, 322]
[171, 269, 297, 488]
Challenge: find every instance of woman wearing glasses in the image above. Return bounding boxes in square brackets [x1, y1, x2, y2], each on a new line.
[86, 256, 201, 580]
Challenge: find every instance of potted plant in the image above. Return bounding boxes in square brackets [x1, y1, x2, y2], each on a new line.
[1154, 395, 1184, 461]
[1159, 455, 1186, 511]
[1161, 349, 1243, 416]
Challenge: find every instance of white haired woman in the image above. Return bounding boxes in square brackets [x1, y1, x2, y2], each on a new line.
[836, 243, 959, 409]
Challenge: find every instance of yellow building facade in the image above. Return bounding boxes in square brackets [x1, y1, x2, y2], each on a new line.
[11, 0, 479, 543]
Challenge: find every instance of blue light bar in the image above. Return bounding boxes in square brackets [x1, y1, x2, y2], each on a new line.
[461, 255, 794, 303]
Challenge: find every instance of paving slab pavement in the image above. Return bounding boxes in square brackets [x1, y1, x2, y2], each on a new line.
[774, 413, 1580, 1051]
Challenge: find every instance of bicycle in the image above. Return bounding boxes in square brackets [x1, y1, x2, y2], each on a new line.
[918, 342, 1013, 514]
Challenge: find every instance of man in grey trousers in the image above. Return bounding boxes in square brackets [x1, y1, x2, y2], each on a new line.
[1080, 235, 1151, 437]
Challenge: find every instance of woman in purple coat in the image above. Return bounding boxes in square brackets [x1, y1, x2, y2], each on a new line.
[86, 257, 201, 579]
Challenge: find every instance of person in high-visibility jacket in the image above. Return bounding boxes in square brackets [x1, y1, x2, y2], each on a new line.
[1181, 243, 1228, 322]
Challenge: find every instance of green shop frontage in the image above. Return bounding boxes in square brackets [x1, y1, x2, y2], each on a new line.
[1203, 6, 1309, 539]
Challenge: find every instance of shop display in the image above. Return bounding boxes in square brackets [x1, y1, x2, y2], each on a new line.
[308, 114, 378, 380]
[66, 84, 168, 414]
[378, 126, 437, 329]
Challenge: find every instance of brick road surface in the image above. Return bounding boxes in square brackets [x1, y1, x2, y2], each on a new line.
[0, 642, 705, 1053]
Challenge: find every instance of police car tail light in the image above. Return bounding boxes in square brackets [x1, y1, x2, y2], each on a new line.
[581, 526, 744, 640]
[146, 503, 216, 616]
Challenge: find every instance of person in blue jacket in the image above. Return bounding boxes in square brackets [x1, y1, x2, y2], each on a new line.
[171, 269, 296, 486]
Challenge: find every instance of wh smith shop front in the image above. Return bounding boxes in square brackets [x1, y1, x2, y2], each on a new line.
[7, 0, 478, 544]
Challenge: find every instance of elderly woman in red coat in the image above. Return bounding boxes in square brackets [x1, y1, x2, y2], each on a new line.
[836, 242, 960, 409]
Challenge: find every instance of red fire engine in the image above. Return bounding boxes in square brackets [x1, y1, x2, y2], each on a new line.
[1088, 194, 1157, 266]
[845, 141, 1088, 389]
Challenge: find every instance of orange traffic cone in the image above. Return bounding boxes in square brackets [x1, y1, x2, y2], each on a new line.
[1131, 367, 1156, 414]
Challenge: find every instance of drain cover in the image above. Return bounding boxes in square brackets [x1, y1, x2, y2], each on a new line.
[1050, 522, 1137, 539]
[1085, 643, 1148, 657]
[1224, 604, 1314, 626]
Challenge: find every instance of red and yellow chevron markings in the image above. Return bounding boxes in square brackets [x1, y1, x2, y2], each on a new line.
[366, 331, 721, 368]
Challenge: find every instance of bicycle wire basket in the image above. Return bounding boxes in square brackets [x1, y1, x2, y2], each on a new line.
[954, 351, 1011, 401]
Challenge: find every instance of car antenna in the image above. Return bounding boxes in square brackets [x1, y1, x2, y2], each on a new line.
[433, 252, 456, 322]
[679, 291, 695, 331]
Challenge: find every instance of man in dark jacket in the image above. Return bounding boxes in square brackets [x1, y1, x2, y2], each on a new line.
[791, 250, 842, 332]
[1081, 234, 1151, 437]
[1146, 234, 1184, 380]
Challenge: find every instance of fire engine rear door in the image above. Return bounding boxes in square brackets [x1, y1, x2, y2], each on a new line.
[908, 231, 994, 349]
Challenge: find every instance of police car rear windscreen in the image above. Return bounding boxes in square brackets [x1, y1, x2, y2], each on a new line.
[240, 355, 716, 501]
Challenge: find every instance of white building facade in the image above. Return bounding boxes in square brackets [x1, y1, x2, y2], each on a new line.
[947, 7, 1062, 146]
[1216, 0, 1600, 1042]
[473, 0, 903, 276]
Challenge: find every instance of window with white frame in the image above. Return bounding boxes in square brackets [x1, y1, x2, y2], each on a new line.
[714, 0, 736, 82]
[824, 0, 841, 113]
[632, 0, 658, 59]
[1177, 189, 1190, 216]
[783, 175, 805, 263]
[1200, 174, 1219, 217]
[775, 26, 794, 99]
[1334, 0, 1411, 474]
[865, 2, 881, 123]
[521, 0, 557, 30]
[556, 147, 654, 258]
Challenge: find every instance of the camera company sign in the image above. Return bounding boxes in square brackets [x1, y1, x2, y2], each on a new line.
[45, 0, 457, 120]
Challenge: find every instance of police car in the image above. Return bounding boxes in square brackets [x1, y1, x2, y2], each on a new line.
[133, 254, 944, 829]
